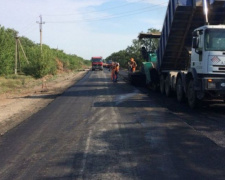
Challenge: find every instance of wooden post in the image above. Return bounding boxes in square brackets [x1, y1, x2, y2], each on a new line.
[15, 35, 18, 75]
[18, 39, 29, 64]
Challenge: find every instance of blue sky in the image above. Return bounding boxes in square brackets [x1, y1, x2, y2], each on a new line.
[0, 0, 168, 60]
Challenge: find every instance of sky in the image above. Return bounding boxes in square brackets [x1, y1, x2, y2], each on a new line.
[0, 0, 168, 60]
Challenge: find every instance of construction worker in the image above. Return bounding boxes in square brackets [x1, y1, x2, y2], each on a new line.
[115, 62, 119, 82]
[128, 58, 137, 72]
[111, 62, 116, 82]
[111, 62, 119, 82]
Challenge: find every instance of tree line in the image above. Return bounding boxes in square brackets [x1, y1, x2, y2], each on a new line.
[105, 28, 160, 69]
[0, 25, 90, 78]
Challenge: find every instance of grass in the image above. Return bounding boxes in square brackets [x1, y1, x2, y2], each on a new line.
[0, 70, 84, 95]
[0, 75, 37, 94]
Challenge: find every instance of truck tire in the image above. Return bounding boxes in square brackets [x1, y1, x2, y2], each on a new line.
[150, 69, 159, 92]
[130, 72, 146, 87]
[187, 79, 198, 108]
[176, 77, 184, 102]
[160, 74, 165, 94]
[151, 82, 158, 92]
[129, 73, 136, 85]
[165, 75, 171, 97]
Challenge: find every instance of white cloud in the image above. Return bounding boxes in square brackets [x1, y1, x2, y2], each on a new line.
[0, 0, 108, 29]
[125, 0, 168, 6]
[140, 18, 163, 31]
[0, 0, 166, 59]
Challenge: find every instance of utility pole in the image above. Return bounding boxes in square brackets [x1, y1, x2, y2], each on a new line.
[36, 15, 45, 53]
[14, 33, 29, 75]
[15, 33, 19, 75]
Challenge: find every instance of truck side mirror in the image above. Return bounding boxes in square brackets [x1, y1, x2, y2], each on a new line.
[192, 31, 199, 37]
[192, 37, 199, 49]
[193, 37, 203, 55]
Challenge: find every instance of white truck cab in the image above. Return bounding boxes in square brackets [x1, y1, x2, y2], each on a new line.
[188, 25, 225, 106]
[191, 25, 225, 75]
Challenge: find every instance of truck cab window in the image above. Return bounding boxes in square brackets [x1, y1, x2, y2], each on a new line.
[205, 29, 225, 51]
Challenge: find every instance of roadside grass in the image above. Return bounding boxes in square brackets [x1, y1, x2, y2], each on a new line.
[0, 75, 39, 95]
[0, 69, 88, 95]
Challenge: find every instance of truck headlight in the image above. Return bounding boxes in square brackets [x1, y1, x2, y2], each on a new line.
[208, 81, 216, 89]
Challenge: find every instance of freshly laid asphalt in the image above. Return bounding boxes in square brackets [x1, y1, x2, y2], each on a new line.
[0, 68, 225, 180]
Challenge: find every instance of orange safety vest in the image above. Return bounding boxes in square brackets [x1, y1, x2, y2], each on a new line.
[129, 61, 137, 72]
[111, 64, 116, 80]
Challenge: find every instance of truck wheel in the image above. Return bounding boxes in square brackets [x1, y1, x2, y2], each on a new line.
[150, 69, 159, 92]
[160, 75, 165, 94]
[151, 82, 158, 92]
[165, 75, 171, 97]
[187, 79, 198, 108]
[129, 74, 135, 85]
[176, 77, 184, 102]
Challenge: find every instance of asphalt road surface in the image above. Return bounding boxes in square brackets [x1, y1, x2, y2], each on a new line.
[0, 69, 225, 180]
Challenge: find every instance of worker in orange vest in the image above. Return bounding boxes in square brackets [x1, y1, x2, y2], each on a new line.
[128, 58, 137, 72]
[115, 62, 119, 82]
[111, 62, 119, 82]
[111, 62, 116, 81]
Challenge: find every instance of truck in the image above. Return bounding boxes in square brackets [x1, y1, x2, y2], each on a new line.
[105, 60, 113, 68]
[138, 0, 225, 108]
[91, 56, 103, 71]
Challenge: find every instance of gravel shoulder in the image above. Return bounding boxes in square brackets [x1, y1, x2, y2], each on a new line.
[0, 70, 89, 135]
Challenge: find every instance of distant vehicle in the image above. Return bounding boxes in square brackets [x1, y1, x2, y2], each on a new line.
[105, 60, 113, 68]
[91, 57, 103, 71]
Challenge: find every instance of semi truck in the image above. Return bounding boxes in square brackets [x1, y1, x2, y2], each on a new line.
[139, 0, 225, 108]
[91, 56, 103, 71]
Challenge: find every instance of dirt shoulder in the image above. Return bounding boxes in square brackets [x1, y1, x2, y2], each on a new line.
[0, 70, 89, 135]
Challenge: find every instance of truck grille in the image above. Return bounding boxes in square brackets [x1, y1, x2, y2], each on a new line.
[212, 65, 225, 73]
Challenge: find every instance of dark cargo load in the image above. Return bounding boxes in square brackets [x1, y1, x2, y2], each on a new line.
[157, 0, 225, 71]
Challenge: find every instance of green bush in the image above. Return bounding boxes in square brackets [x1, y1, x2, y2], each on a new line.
[0, 25, 88, 78]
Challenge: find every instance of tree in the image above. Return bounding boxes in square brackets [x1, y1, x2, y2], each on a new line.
[0, 25, 89, 77]
[0, 26, 17, 75]
[105, 28, 161, 69]
[139, 28, 160, 53]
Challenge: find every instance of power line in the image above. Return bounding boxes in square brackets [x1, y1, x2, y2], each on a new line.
[87, 6, 165, 22]
[20, 23, 37, 35]
[45, 3, 167, 24]
[22, 25, 38, 36]
[43, 0, 160, 17]
[19, 22, 35, 33]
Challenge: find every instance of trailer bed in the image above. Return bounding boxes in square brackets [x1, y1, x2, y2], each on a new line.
[157, 0, 225, 71]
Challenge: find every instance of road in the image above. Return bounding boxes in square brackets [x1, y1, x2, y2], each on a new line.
[0, 69, 225, 180]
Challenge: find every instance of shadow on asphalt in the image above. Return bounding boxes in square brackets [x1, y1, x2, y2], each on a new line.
[18, 69, 225, 179]
[39, 125, 225, 180]
[23, 94, 60, 99]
